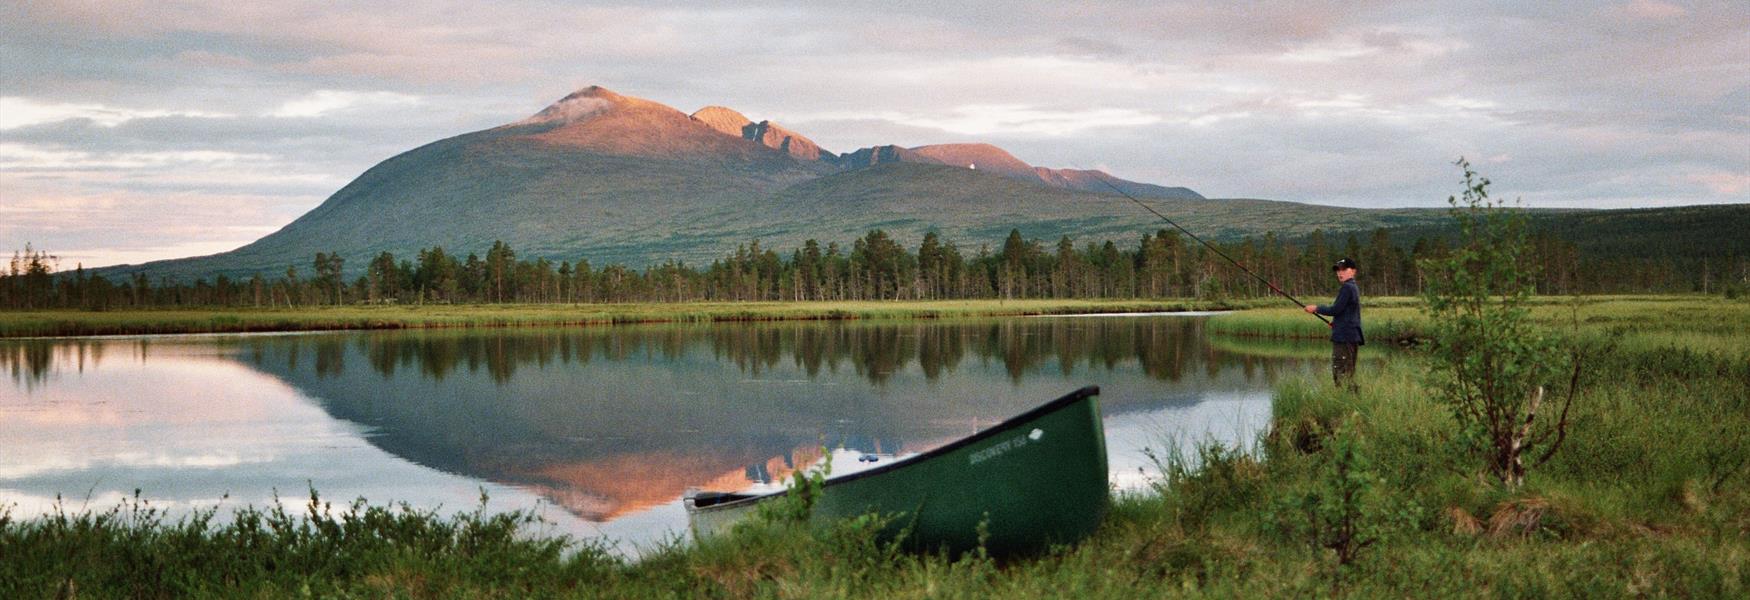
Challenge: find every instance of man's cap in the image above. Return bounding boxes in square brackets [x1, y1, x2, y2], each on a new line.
[1333, 258, 1358, 271]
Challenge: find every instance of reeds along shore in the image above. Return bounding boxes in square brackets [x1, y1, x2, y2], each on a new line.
[1207, 295, 1750, 360]
[0, 298, 1281, 338]
[3, 293, 1729, 340]
[3, 296, 1746, 597]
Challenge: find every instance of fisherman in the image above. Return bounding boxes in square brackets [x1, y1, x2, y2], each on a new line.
[1305, 258, 1363, 391]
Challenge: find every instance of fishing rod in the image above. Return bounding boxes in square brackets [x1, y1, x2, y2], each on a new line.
[1085, 172, 1331, 326]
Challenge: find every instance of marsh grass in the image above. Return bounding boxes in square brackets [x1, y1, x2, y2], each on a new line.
[1211, 295, 1750, 357]
[0, 488, 617, 598]
[4, 297, 1746, 597]
[1204, 296, 1426, 344]
[1206, 334, 1356, 360]
[0, 298, 1281, 338]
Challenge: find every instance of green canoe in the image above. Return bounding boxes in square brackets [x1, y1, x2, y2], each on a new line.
[685, 386, 1108, 556]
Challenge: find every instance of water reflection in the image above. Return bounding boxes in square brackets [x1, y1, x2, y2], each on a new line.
[4, 319, 1315, 390]
[2, 316, 1336, 549]
[208, 318, 1304, 385]
[6, 338, 119, 391]
[231, 319, 1312, 522]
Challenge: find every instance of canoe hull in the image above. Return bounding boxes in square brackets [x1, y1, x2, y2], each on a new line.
[687, 386, 1108, 556]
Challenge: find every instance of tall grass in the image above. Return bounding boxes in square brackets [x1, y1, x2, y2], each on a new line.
[1210, 295, 1750, 357]
[0, 298, 1281, 338]
[0, 488, 617, 598]
[1247, 331, 1750, 596]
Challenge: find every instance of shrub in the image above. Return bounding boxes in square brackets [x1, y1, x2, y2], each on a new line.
[1418, 159, 1577, 488]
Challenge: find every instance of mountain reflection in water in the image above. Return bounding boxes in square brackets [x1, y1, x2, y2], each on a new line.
[3, 316, 1324, 532]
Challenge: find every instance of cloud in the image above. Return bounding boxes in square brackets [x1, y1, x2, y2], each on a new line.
[0, 143, 272, 170]
[51, 240, 276, 271]
[0, 182, 313, 268]
[2, 1, 1745, 267]
[268, 90, 423, 118]
[0, 97, 232, 129]
[1689, 171, 1750, 196]
[1611, 0, 1689, 21]
[792, 105, 1162, 137]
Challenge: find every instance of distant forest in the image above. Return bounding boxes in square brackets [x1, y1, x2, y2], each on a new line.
[4, 225, 1745, 310]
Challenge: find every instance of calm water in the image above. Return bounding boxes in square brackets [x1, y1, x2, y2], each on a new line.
[2, 314, 1326, 554]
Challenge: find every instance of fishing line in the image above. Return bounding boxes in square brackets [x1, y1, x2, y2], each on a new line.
[1080, 169, 1331, 326]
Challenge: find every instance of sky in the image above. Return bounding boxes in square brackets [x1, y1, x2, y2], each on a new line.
[2, 1, 1746, 268]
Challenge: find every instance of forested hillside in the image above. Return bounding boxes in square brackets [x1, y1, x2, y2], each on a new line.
[9, 202, 1746, 310]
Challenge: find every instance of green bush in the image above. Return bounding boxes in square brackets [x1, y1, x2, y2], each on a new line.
[1419, 159, 1576, 488]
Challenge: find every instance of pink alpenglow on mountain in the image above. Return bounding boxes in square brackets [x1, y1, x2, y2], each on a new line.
[504, 86, 787, 163]
[690, 106, 831, 162]
[744, 120, 829, 162]
[687, 105, 754, 138]
[98, 84, 1203, 283]
[909, 143, 1038, 180]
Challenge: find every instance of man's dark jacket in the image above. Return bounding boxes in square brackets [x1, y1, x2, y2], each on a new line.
[1316, 279, 1364, 345]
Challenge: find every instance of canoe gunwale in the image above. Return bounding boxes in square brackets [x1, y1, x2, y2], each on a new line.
[685, 385, 1101, 514]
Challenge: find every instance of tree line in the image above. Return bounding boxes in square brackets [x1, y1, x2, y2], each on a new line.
[3, 227, 1743, 310]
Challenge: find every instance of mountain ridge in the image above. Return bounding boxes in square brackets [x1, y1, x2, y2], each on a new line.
[92, 85, 1707, 283]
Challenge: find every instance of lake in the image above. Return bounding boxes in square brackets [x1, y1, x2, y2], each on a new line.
[1, 314, 1325, 555]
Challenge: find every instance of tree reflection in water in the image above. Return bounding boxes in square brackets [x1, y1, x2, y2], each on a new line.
[4, 318, 1322, 389]
[144, 318, 1308, 387]
[3, 317, 1335, 525]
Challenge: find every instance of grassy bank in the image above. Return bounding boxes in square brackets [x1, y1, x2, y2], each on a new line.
[0, 299, 1274, 338]
[1209, 295, 1750, 357]
[1205, 295, 1425, 344]
[5, 297, 1746, 597]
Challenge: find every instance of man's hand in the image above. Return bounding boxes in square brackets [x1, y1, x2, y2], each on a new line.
[1304, 304, 1318, 314]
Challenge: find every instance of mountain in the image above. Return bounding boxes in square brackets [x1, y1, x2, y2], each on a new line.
[910, 143, 1038, 178]
[498, 86, 806, 168]
[147, 87, 828, 278]
[97, 85, 1246, 281]
[100, 85, 1731, 283]
[686, 105, 753, 138]
[903, 143, 1203, 200]
[688, 105, 833, 163]
[828, 142, 1203, 200]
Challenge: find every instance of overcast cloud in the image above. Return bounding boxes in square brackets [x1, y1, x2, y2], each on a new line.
[2, 0, 1745, 267]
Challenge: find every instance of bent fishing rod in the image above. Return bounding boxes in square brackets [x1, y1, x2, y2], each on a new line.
[1086, 173, 1331, 326]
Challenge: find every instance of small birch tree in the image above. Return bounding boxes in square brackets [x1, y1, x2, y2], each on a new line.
[1419, 159, 1576, 488]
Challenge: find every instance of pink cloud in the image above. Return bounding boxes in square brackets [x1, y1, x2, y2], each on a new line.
[1612, 0, 1688, 20]
[1689, 171, 1750, 196]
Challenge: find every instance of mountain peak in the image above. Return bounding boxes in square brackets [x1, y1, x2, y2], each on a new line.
[839, 142, 1202, 200]
[689, 106, 754, 138]
[514, 86, 636, 127]
[689, 106, 830, 162]
[839, 144, 926, 167]
[498, 88, 812, 166]
[513, 85, 698, 129]
[909, 143, 1035, 179]
[561, 85, 625, 102]
[747, 120, 828, 162]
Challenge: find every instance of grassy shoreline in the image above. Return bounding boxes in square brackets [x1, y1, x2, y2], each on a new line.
[0, 298, 1279, 339]
[5, 295, 1746, 597]
[1209, 294, 1750, 357]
